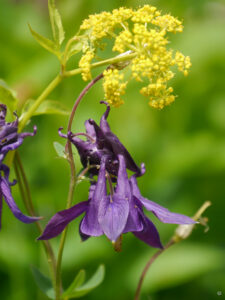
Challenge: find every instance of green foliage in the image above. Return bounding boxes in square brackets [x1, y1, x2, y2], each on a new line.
[22, 99, 70, 117]
[63, 265, 105, 299]
[48, 0, 65, 47]
[0, 80, 18, 113]
[53, 141, 66, 159]
[28, 24, 61, 59]
[31, 266, 55, 299]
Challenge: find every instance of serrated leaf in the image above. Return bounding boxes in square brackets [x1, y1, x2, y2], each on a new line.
[28, 24, 61, 59]
[66, 265, 105, 298]
[31, 266, 55, 299]
[0, 80, 18, 113]
[22, 99, 70, 116]
[63, 270, 86, 297]
[48, 0, 65, 46]
[53, 141, 66, 158]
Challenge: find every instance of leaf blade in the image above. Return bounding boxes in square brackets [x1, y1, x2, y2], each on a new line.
[28, 24, 61, 58]
[31, 266, 55, 299]
[67, 265, 105, 298]
[62, 270, 86, 297]
[0, 80, 18, 113]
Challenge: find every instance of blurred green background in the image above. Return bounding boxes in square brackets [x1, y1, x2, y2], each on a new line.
[0, 0, 225, 299]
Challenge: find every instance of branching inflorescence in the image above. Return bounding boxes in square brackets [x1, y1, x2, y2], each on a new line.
[78, 5, 191, 109]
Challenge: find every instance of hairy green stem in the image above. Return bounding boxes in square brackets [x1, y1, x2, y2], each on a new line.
[13, 152, 57, 292]
[55, 73, 104, 300]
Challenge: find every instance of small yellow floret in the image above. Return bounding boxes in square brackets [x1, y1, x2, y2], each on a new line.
[175, 51, 192, 75]
[152, 15, 183, 33]
[103, 69, 127, 107]
[131, 5, 159, 23]
[78, 50, 94, 81]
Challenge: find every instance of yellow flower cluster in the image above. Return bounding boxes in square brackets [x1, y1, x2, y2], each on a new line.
[79, 5, 191, 108]
[103, 69, 127, 107]
[141, 83, 175, 109]
[78, 49, 94, 81]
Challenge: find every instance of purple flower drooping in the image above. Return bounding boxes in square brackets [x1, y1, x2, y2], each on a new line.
[59, 101, 142, 177]
[39, 155, 194, 249]
[0, 104, 40, 228]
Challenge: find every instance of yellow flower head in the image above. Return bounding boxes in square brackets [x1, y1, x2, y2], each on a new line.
[103, 68, 127, 108]
[78, 5, 191, 109]
[78, 49, 94, 81]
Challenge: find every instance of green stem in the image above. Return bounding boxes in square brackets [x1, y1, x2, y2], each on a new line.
[18, 74, 63, 132]
[14, 152, 57, 292]
[134, 240, 175, 300]
[55, 73, 104, 300]
[19, 52, 136, 134]
[64, 52, 137, 77]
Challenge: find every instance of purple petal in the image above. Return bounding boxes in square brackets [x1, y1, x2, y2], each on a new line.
[115, 155, 130, 197]
[85, 120, 96, 139]
[123, 196, 143, 233]
[99, 101, 111, 133]
[130, 176, 195, 225]
[0, 104, 7, 121]
[38, 201, 89, 240]
[1, 137, 24, 153]
[98, 194, 129, 242]
[1, 177, 41, 224]
[80, 158, 107, 237]
[98, 105, 141, 175]
[19, 125, 37, 139]
[133, 212, 163, 249]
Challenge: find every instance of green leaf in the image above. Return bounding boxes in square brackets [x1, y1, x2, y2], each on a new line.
[48, 0, 65, 46]
[22, 99, 70, 116]
[0, 79, 18, 113]
[31, 266, 55, 299]
[28, 24, 61, 58]
[53, 141, 66, 159]
[64, 265, 105, 298]
[63, 270, 86, 297]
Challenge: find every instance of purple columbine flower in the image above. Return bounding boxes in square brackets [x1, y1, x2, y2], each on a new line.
[59, 101, 142, 177]
[0, 104, 40, 228]
[38, 155, 194, 249]
[0, 104, 37, 162]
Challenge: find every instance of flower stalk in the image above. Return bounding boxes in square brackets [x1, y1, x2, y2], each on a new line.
[134, 201, 211, 300]
[55, 73, 104, 300]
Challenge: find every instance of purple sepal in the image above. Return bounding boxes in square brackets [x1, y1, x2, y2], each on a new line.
[133, 210, 163, 249]
[0, 176, 41, 224]
[38, 201, 89, 240]
[130, 176, 195, 225]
